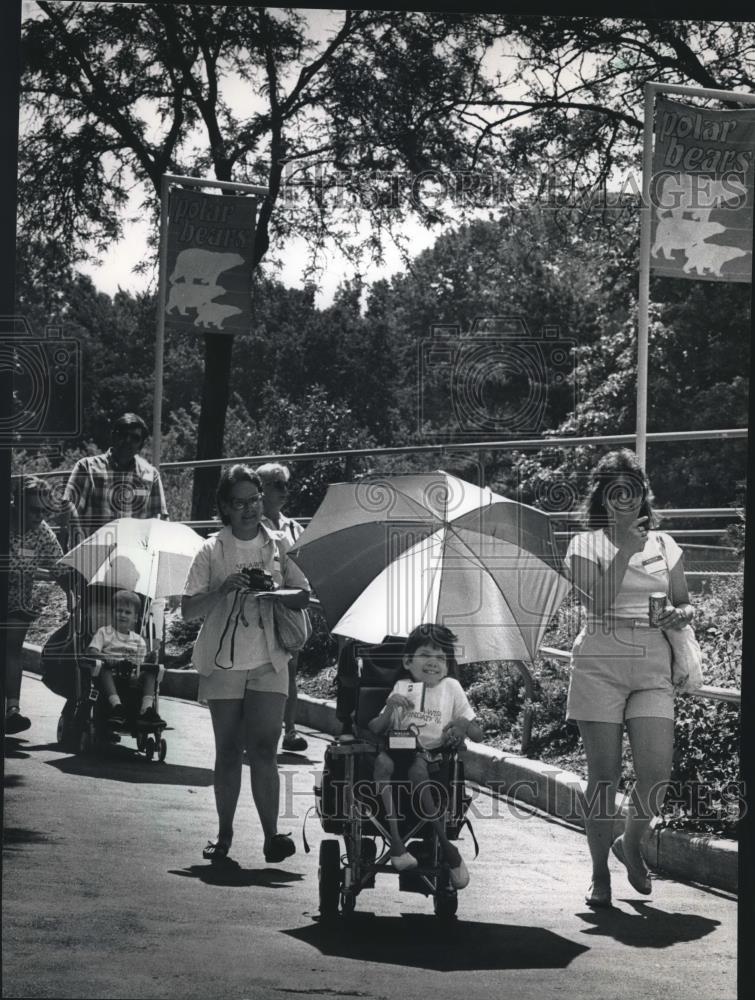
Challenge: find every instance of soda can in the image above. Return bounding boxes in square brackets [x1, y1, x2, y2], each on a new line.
[648, 592, 667, 627]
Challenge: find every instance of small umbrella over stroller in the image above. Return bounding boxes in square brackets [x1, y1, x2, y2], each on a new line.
[58, 517, 205, 649]
[58, 517, 204, 602]
[288, 471, 570, 665]
[53, 518, 205, 759]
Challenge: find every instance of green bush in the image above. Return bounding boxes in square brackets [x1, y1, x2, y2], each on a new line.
[663, 697, 741, 837]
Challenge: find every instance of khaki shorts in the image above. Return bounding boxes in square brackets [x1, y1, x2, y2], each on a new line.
[566, 625, 674, 724]
[198, 661, 289, 702]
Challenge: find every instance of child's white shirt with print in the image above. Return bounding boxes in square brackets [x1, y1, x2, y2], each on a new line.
[393, 676, 475, 750]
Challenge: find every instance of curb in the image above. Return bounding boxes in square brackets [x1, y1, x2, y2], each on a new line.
[24, 648, 737, 894]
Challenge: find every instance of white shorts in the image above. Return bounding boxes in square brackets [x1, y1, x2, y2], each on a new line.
[198, 662, 289, 702]
[567, 625, 674, 724]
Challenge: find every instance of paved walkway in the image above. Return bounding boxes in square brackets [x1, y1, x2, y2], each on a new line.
[2, 675, 737, 1000]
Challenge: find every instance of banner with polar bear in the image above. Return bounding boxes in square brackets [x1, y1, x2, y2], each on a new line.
[164, 188, 256, 334]
[650, 98, 755, 283]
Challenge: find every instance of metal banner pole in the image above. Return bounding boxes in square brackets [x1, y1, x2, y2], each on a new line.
[152, 175, 171, 470]
[636, 82, 656, 469]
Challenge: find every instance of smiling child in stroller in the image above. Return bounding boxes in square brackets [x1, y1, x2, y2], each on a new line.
[85, 589, 164, 730]
[315, 624, 481, 921]
[50, 582, 168, 760]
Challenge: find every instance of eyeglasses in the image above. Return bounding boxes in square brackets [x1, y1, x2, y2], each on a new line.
[115, 429, 143, 442]
[228, 495, 263, 511]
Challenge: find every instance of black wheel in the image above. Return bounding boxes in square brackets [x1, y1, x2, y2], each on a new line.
[340, 890, 356, 916]
[136, 731, 147, 752]
[56, 710, 76, 751]
[78, 729, 92, 755]
[158, 737, 167, 762]
[318, 840, 341, 921]
[434, 892, 458, 921]
[144, 736, 156, 761]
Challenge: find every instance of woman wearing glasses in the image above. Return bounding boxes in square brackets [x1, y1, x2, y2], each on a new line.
[182, 465, 310, 865]
[566, 449, 693, 908]
[5, 477, 65, 734]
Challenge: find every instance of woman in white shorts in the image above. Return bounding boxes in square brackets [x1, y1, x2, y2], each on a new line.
[566, 449, 693, 908]
[182, 465, 310, 865]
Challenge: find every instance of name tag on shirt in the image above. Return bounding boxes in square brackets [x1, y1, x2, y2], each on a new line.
[642, 554, 665, 573]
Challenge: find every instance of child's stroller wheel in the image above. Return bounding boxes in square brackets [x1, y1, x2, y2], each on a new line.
[340, 889, 356, 916]
[56, 708, 76, 751]
[144, 736, 156, 761]
[158, 737, 167, 762]
[78, 729, 92, 755]
[136, 730, 147, 752]
[318, 840, 341, 921]
[433, 891, 458, 921]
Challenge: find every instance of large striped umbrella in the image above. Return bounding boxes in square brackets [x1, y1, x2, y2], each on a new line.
[289, 471, 570, 664]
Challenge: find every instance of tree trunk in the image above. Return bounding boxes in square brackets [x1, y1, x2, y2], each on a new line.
[190, 333, 234, 520]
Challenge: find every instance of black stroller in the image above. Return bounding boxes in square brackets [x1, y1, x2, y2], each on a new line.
[312, 638, 477, 922]
[44, 581, 168, 761]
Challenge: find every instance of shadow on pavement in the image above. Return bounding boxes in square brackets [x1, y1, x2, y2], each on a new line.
[3, 827, 61, 851]
[3, 773, 25, 788]
[577, 899, 721, 948]
[285, 912, 589, 970]
[169, 863, 304, 888]
[45, 749, 214, 787]
[3, 738, 30, 760]
[277, 752, 317, 766]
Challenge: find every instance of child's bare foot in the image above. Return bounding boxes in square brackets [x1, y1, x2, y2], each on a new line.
[444, 845, 469, 889]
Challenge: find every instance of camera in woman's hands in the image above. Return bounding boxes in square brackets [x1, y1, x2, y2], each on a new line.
[241, 567, 275, 592]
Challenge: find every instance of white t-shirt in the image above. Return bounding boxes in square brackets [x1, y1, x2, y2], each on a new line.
[565, 529, 683, 619]
[230, 533, 267, 574]
[392, 676, 476, 750]
[88, 625, 147, 664]
[219, 533, 269, 669]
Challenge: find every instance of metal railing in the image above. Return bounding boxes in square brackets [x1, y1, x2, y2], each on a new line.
[16, 426, 747, 480]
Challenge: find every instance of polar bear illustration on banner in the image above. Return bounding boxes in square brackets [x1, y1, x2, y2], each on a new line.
[166, 249, 245, 331]
[651, 172, 751, 278]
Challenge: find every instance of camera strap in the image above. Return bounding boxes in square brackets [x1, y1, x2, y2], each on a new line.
[214, 590, 251, 669]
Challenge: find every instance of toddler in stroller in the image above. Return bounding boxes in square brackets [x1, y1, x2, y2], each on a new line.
[51, 583, 167, 760]
[314, 625, 480, 921]
[368, 624, 482, 888]
[85, 589, 164, 729]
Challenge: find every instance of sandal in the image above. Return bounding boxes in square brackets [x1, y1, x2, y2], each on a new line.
[264, 833, 296, 864]
[611, 835, 651, 895]
[202, 840, 231, 862]
[585, 881, 612, 908]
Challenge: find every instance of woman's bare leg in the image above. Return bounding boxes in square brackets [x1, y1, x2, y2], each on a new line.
[624, 716, 674, 873]
[577, 721, 623, 895]
[207, 698, 245, 850]
[242, 690, 287, 845]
